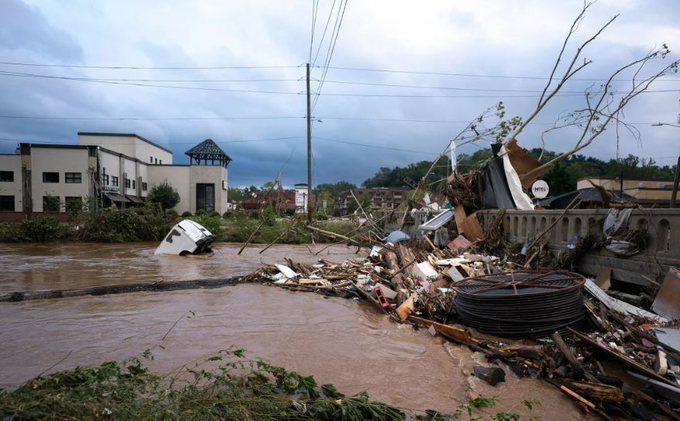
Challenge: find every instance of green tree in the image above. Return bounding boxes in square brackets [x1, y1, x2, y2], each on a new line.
[315, 181, 357, 197]
[147, 182, 180, 210]
[227, 187, 243, 201]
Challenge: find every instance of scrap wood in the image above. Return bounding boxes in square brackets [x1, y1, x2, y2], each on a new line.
[396, 294, 416, 321]
[459, 213, 484, 242]
[551, 331, 599, 383]
[559, 385, 596, 410]
[407, 315, 472, 345]
[298, 278, 325, 285]
[568, 327, 679, 388]
[567, 381, 623, 404]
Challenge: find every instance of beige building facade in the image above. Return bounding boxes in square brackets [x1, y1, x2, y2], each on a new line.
[0, 133, 231, 215]
[577, 176, 675, 202]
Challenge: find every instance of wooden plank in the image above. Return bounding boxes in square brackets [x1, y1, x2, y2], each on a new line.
[459, 213, 484, 242]
[407, 315, 472, 345]
[595, 267, 612, 291]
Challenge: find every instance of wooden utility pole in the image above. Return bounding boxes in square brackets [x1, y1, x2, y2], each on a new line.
[306, 62, 313, 223]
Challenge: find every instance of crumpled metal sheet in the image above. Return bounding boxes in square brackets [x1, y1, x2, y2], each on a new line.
[603, 208, 632, 238]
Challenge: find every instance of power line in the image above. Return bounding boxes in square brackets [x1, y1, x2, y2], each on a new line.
[0, 70, 304, 95]
[315, 116, 670, 125]
[312, 0, 338, 67]
[0, 115, 303, 121]
[311, 0, 349, 113]
[326, 66, 680, 83]
[308, 0, 319, 63]
[0, 61, 297, 70]
[322, 79, 678, 94]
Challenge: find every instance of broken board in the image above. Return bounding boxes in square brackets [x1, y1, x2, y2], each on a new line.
[652, 268, 680, 321]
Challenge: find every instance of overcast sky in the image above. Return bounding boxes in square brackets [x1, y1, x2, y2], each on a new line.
[1, 0, 678, 188]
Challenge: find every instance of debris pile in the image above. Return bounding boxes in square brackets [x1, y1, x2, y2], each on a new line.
[241, 226, 680, 419]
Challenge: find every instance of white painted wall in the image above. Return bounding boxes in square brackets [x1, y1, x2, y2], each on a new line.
[134, 138, 172, 165]
[78, 134, 172, 164]
[99, 150, 121, 191]
[0, 154, 23, 212]
[29, 147, 91, 212]
[79, 134, 135, 158]
[122, 157, 137, 197]
[147, 165, 191, 214]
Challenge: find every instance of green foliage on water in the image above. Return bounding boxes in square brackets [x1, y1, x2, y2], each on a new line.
[0, 349, 407, 421]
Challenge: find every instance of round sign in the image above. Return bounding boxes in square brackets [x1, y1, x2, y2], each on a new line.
[531, 180, 550, 198]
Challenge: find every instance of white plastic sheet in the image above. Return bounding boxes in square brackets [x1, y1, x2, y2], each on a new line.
[500, 145, 535, 210]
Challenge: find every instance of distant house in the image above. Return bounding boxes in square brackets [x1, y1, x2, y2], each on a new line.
[335, 187, 410, 215]
[242, 185, 315, 213]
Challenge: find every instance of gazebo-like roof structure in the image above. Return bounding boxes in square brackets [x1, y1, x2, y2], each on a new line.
[185, 139, 232, 167]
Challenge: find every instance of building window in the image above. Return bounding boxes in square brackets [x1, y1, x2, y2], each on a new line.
[196, 183, 215, 212]
[102, 174, 109, 185]
[65, 172, 82, 184]
[0, 195, 14, 211]
[125, 178, 131, 188]
[112, 176, 119, 187]
[159, 160, 162, 164]
[155, 158, 158, 164]
[43, 196, 60, 212]
[142, 182, 148, 191]
[43, 172, 59, 183]
[132, 180, 136, 189]
[150, 156, 153, 163]
[65, 196, 83, 214]
[0, 171, 13, 182]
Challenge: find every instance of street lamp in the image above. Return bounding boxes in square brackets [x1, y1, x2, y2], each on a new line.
[651, 123, 680, 208]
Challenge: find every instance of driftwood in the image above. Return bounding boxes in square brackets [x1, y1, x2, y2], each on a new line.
[0, 277, 240, 302]
[552, 331, 599, 382]
[567, 381, 623, 404]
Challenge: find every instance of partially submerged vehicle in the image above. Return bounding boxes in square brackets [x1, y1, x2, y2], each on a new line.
[155, 220, 215, 255]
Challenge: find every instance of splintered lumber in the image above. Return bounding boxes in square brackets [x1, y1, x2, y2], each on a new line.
[560, 385, 596, 410]
[298, 279, 325, 285]
[407, 315, 472, 345]
[396, 294, 415, 321]
[568, 381, 623, 403]
[552, 331, 599, 383]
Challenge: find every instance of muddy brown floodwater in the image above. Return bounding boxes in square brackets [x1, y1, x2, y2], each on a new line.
[0, 243, 582, 418]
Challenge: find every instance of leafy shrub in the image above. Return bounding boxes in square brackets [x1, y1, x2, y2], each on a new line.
[195, 209, 207, 217]
[147, 182, 180, 210]
[222, 211, 233, 219]
[181, 211, 193, 218]
[208, 211, 220, 218]
[77, 206, 171, 242]
[165, 209, 179, 219]
[6, 218, 71, 242]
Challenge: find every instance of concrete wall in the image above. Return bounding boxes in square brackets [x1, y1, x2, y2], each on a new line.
[78, 134, 172, 165]
[189, 165, 227, 214]
[0, 154, 23, 212]
[477, 208, 680, 287]
[134, 138, 172, 165]
[147, 165, 191, 214]
[28, 147, 91, 212]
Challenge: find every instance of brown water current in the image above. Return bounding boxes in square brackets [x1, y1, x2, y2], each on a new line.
[0, 243, 582, 418]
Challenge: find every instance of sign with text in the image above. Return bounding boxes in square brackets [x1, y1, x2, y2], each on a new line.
[531, 180, 549, 198]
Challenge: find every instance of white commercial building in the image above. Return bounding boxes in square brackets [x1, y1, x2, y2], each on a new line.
[0, 133, 231, 215]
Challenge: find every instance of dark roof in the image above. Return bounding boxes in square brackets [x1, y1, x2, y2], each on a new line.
[185, 139, 232, 167]
[20, 143, 89, 150]
[78, 132, 173, 154]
